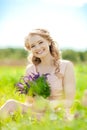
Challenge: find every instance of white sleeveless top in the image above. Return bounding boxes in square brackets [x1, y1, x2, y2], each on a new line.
[26, 60, 70, 100]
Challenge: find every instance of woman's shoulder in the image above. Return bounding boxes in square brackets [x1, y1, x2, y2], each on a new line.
[59, 59, 74, 74]
[26, 63, 34, 69]
[60, 59, 71, 63]
[60, 59, 73, 66]
[26, 63, 37, 75]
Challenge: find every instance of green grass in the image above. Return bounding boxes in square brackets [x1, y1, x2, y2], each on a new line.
[75, 64, 87, 99]
[0, 64, 87, 130]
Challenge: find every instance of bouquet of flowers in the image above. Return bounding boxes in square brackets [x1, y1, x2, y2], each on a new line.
[15, 73, 51, 99]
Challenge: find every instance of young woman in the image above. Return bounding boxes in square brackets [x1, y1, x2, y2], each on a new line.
[0, 29, 76, 119]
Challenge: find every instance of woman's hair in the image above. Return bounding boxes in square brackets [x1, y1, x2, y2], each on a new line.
[24, 29, 62, 77]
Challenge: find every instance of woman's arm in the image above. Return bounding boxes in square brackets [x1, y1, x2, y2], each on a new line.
[63, 61, 76, 108]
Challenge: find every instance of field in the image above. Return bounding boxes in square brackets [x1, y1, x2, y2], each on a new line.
[0, 64, 87, 130]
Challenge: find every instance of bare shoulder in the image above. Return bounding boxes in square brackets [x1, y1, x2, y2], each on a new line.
[60, 59, 73, 64]
[26, 63, 34, 70]
[60, 59, 74, 67]
[59, 60, 75, 75]
[26, 63, 36, 75]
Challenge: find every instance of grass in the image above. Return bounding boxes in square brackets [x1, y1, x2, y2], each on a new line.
[0, 64, 87, 130]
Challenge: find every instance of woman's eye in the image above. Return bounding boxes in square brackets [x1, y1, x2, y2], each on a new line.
[39, 41, 43, 44]
[31, 45, 35, 48]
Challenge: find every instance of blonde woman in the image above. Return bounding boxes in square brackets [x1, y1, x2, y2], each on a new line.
[0, 29, 76, 119]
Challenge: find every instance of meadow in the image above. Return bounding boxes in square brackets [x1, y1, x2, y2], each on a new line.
[0, 64, 87, 130]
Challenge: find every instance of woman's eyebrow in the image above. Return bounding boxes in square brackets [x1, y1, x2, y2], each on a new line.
[37, 40, 42, 43]
[32, 40, 42, 45]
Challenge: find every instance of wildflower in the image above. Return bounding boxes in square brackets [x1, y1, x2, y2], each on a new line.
[15, 73, 51, 98]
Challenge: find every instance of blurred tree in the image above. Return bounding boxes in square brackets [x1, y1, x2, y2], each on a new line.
[62, 49, 80, 63]
[0, 48, 87, 63]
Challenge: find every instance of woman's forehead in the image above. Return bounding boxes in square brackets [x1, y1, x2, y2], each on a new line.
[29, 35, 44, 44]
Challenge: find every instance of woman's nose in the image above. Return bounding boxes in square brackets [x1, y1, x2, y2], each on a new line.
[35, 44, 41, 50]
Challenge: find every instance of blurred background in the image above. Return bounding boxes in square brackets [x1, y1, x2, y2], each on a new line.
[0, 1, 87, 129]
[0, 0, 87, 66]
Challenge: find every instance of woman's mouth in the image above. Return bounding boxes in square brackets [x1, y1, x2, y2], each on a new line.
[36, 49, 44, 54]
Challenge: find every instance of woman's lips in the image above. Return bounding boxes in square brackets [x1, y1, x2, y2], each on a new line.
[36, 49, 44, 54]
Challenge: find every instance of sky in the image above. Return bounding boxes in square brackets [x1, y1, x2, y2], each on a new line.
[0, 0, 87, 50]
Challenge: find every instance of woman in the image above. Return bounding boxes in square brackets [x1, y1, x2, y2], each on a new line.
[0, 29, 75, 119]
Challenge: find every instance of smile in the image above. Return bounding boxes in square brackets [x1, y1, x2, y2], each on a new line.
[36, 49, 45, 54]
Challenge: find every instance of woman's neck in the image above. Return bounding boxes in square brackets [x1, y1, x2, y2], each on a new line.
[40, 53, 53, 66]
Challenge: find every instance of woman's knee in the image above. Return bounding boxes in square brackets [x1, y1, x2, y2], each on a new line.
[1, 99, 30, 114]
[0, 99, 19, 118]
[6, 99, 17, 104]
[5, 99, 29, 113]
[3, 99, 19, 111]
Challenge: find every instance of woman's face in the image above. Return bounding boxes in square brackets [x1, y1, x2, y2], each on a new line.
[29, 35, 51, 58]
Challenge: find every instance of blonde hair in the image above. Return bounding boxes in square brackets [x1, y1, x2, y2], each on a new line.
[24, 29, 62, 77]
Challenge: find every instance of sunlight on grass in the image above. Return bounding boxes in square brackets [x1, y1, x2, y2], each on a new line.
[0, 64, 87, 130]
